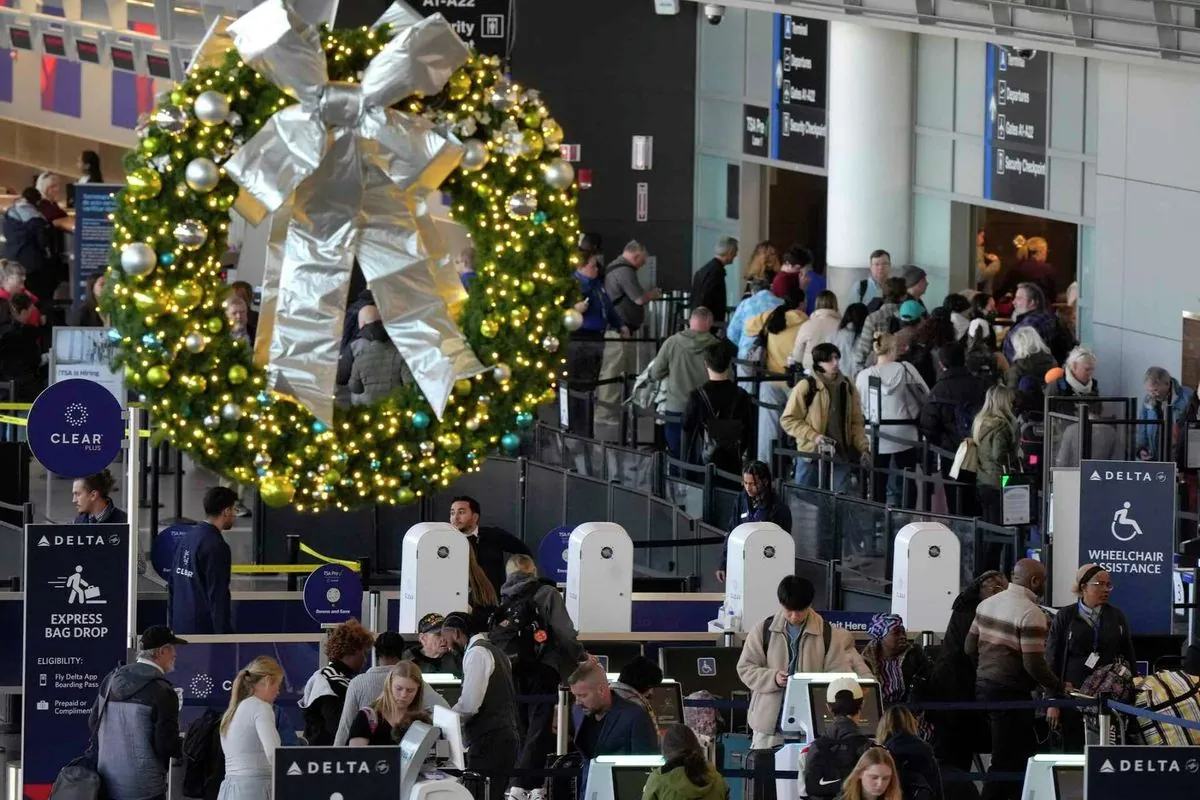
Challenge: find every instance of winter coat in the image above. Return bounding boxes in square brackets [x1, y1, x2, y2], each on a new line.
[1054, 422, 1125, 467]
[919, 366, 989, 454]
[1005, 351, 1058, 414]
[298, 660, 355, 746]
[642, 763, 729, 800]
[856, 302, 901, 366]
[691, 258, 729, 322]
[855, 361, 928, 455]
[974, 419, 1018, 489]
[745, 308, 807, 377]
[348, 322, 411, 405]
[790, 308, 841, 370]
[830, 326, 864, 379]
[736, 610, 870, 738]
[884, 731, 944, 800]
[1136, 378, 1198, 463]
[1002, 310, 1075, 364]
[649, 329, 720, 413]
[862, 640, 935, 706]
[780, 373, 870, 458]
[728, 291, 783, 359]
[0, 317, 43, 401]
[93, 662, 180, 800]
[2, 198, 49, 277]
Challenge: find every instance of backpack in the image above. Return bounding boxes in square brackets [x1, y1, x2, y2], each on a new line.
[698, 388, 744, 466]
[952, 401, 980, 445]
[888, 746, 938, 800]
[181, 708, 225, 800]
[804, 733, 873, 798]
[490, 587, 550, 666]
[761, 615, 833, 661]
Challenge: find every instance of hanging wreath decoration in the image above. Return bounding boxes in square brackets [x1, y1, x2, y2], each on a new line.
[103, 1, 582, 512]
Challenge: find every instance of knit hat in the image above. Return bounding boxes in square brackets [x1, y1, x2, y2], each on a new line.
[899, 299, 926, 322]
[771, 270, 800, 298]
[903, 265, 927, 289]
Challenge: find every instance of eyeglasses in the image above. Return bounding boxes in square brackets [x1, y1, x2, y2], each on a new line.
[1086, 581, 1114, 589]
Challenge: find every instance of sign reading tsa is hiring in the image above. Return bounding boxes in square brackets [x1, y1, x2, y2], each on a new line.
[27, 378, 125, 478]
[1078, 460, 1176, 635]
[52, 327, 127, 408]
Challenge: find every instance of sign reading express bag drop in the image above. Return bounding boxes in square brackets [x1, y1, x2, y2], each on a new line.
[1078, 460, 1176, 635]
[27, 378, 125, 478]
[22, 523, 130, 797]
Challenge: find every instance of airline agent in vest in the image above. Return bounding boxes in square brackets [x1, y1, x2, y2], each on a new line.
[442, 611, 520, 800]
[169, 486, 237, 635]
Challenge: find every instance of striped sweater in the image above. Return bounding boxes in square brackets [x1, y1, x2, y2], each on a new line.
[966, 584, 1063, 693]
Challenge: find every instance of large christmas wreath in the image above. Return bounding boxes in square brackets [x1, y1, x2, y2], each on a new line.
[103, 2, 580, 512]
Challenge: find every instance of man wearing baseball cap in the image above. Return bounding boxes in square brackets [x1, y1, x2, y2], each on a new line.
[802, 677, 873, 799]
[93, 625, 187, 800]
[441, 611, 519, 800]
[404, 613, 463, 677]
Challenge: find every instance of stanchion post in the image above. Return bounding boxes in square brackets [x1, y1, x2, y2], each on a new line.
[172, 448, 185, 521]
[286, 535, 300, 591]
[366, 590, 381, 651]
[1098, 693, 1112, 744]
[126, 407, 142, 651]
[358, 557, 371, 587]
[555, 685, 570, 756]
[148, 442, 161, 537]
[722, 630, 734, 648]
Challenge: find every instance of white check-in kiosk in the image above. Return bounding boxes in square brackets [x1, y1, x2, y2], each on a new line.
[392, 707, 474, 800]
[1020, 754, 1084, 800]
[710, 522, 795, 634]
[399, 523, 469, 634]
[584, 755, 667, 800]
[566, 522, 634, 632]
[777, 674, 882, 799]
[891, 522, 960, 633]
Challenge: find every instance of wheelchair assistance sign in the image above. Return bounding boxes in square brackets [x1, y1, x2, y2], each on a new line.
[1086, 745, 1200, 797]
[1079, 460, 1175, 635]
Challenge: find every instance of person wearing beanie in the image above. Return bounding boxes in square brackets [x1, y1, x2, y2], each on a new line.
[903, 265, 928, 311]
[612, 656, 665, 722]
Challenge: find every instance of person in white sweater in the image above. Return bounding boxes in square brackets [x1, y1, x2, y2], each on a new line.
[789, 290, 842, 371]
[219, 656, 283, 800]
[855, 332, 928, 507]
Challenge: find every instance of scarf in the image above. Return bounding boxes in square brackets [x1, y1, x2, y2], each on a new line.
[1064, 369, 1094, 395]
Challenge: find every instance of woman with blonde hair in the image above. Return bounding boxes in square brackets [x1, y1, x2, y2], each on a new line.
[1003, 234, 1057, 302]
[219, 656, 283, 800]
[347, 662, 433, 746]
[837, 747, 903, 800]
[972, 384, 1019, 531]
[742, 241, 780, 294]
[875, 707, 942, 800]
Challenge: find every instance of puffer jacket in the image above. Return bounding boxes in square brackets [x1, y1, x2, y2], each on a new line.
[2, 197, 49, 276]
[94, 662, 180, 800]
[855, 301, 900, 366]
[1005, 351, 1058, 414]
[736, 610, 870, 738]
[779, 373, 870, 458]
[648, 328, 720, 413]
[975, 418, 1018, 488]
[348, 322, 412, 405]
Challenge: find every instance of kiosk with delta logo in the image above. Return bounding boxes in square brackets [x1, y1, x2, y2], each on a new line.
[1083, 745, 1200, 798]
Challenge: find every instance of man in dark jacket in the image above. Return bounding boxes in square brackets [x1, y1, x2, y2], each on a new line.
[404, 613, 463, 677]
[570, 662, 659, 772]
[449, 495, 531, 595]
[802, 677, 873, 799]
[567, 248, 628, 436]
[1002, 283, 1075, 364]
[169, 487, 237, 635]
[93, 625, 187, 800]
[717, 460, 792, 583]
[690, 236, 739, 324]
[498, 554, 589, 800]
[2, 188, 52, 301]
[682, 343, 753, 473]
[348, 305, 412, 405]
[920, 343, 987, 455]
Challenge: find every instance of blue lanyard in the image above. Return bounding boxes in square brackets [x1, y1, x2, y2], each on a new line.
[1078, 602, 1101, 652]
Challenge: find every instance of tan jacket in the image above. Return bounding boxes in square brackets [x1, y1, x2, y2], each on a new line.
[779, 374, 870, 457]
[745, 309, 807, 376]
[736, 610, 871, 737]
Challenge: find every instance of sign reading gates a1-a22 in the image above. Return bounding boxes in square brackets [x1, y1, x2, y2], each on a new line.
[1079, 460, 1176, 635]
[22, 524, 130, 797]
[27, 378, 124, 478]
[417, 0, 510, 58]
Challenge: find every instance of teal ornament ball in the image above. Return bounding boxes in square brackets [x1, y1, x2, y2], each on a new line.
[515, 411, 534, 428]
[159, 252, 176, 266]
[412, 411, 431, 429]
[532, 211, 548, 225]
[501, 432, 521, 452]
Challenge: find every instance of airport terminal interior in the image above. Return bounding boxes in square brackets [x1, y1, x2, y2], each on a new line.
[1, 1, 1200, 800]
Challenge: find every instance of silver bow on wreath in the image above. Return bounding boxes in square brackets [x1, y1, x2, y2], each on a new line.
[221, 0, 486, 425]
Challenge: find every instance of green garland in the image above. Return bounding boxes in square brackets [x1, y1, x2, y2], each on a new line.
[103, 24, 579, 512]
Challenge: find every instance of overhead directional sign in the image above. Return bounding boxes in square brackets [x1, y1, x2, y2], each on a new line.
[984, 45, 1049, 209]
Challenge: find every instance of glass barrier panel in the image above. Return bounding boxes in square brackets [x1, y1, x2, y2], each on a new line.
[564, 472, 610, 531]
[524, 462, 567, 542]
[612, 484, 652, 568]
[836, 496, 890, 590]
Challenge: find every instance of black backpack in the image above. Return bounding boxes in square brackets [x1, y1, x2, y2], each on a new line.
[804, 732, 873, 798]
[698, 388, 745, 466]
[181, 709, 225, 800]
[490, 586, 550, 666]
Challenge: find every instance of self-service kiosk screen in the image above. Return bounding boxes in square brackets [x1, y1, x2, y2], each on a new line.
[612, 766, 656, 800]
[807, 683, 882, 736]
[428, 681, 462, 707]
[1052, 765, 1083, 800]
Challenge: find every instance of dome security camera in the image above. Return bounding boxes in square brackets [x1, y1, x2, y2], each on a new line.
[703, 3, 726, 24]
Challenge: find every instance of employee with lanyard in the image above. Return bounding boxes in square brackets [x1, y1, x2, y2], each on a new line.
[716, 460, 792, 583]
[1045, 563, 1135, 750]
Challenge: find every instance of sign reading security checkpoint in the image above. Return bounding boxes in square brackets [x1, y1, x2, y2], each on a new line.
[1079, 460, 1176, 635]
[1086, 745, 1200, 798]
[27, 378, 125, 477]
[22, 524, 130, 795]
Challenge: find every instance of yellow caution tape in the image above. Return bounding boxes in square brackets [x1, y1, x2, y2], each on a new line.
[299, 543, 360, 570]
[0, 402, 31, 409]
[0, 413, 151, 437]
[231, 564, 328, 574]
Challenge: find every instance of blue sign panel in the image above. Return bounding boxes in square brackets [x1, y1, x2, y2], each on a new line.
[983, 45, 1048, 209]
[538, 526, 574, 582]
[770, 13, 828, 168]
[1086, 745, 1200, 798]
[27, 378, 124, 477]
[71, 184, 119, 304]
[1079, 460, 1176, 635]
[150, 523, 193, 580]
[302, 564, 363, 625]
[822, 611, 878, 633]
[22, 523, 130, 796]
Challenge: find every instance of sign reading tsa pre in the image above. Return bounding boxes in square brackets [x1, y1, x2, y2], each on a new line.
[71, 184, 120, 304]
[302, 564, 364, 625]
[1078, 460, 1176, 635]
[984, 45, 1049, 209]
[417, 0, 509, 58]
[743, 105, 770, 158]
[22, 523, 130, 796]
[275, 745, 403, 800]
[27, 378, 124, 478]
[770, 14, 828, 169]
[51, 327, 126, 407]
[1085, 745, 1200, 799]
[539, 526, 574, 582]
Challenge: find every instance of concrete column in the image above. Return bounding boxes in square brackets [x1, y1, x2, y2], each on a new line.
[824, 23, 914, 301]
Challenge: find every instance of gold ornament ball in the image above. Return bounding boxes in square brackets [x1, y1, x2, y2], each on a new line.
[125, 366, 142, 386]
[133, 290, 164, 315]
[480, 318, 500, 338]
[519, 280, 536, 296]
[542, 118, 564, 147]
[397, 487, 416, 505]
[510, 306, 530, 326]
[126, 168, 162, 201]
[523, 110, 542, 129]
[146, 366, 170, 388]
[455, 379, 473, 396]
[185, 375, 208, 394]
[303, 445, 318, 458]
[442, 464, 462, 481]
[441, 432, 463, 452]
[260, 476, 296, 508]
[447, 70, 471, 100]
[205, 317, 224, 334]
[172, 280, 203, 310]
[325, 469, 341, 485]
[221, 431, 239, 444]
[521, 131, 545, 160]
[228, 364, 248, 384]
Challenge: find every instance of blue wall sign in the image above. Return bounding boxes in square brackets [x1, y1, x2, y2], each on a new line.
[1079, 460, 1176, 635]
[27, 378, 124, 477]
[302, 564, 363, 625]
[983, 45, 1049, 209]
[150, 523, 194, 581]
[538, 526, 574, 582]
[71, 184, 120, 304]
[22, 523, 130, 796]
[770, 13, 828, 169]
[822, 611, 878, 633]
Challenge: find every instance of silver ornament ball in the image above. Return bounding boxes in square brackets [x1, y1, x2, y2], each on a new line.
[542, 335, 560, 353]
[488, 81, 518, 111]
[465, 418, 480, 432]
[193, 91, 231, 126]
[152, 104, 191, 135]
[543, 158, 576, 191]
[461, 139, 489, 172]
[174, 218, 209, 250]
[493, 363, 512, 383]
[419, 440, 436, 456]
[221, 402, 243, 422]
[562, 308, 584, 332]
[119, 242, 157, 277]
[506, 191, 537, 219]
[184, 332, 206, 353]
[203, 415, 221, 430]
[185, 158, 220, 194]
[253, 452, 271, 468]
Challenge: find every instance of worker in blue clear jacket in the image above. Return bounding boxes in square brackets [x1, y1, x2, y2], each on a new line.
[716, 460, 792, 584]
[169, 486, 237, 635]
